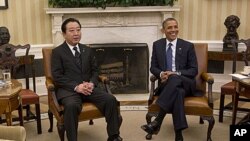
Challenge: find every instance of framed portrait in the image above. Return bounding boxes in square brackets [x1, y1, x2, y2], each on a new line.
[0, 0, 8, 9]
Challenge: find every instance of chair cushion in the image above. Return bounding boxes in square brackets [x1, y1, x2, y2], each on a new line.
[221, 81, 236, 95]
[184, 97, 213, 116]
[58, 102, 103, 122]
[19, 89, 39, 105]
[79, 103, 103, 121]
[148, 96, 213, 116]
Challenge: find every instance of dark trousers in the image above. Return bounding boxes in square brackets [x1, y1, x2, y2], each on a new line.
[156, 75, 195, 131]
[60, 87, 120, 141]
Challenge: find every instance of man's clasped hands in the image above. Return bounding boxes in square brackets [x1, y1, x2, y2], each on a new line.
[75, 81, 94, 95]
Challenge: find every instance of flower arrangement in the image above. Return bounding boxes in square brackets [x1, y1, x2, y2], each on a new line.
[49, 0, 178, 9]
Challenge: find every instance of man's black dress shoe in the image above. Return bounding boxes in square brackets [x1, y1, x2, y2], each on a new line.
[107, 135, 123, 141]
[175, 130, 183, 141]
[141, 121, 161, 135]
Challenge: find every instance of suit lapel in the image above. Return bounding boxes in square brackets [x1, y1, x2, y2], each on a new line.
[175, 39, 183, 70]
[160, 39, 167, 70]
[63, 42, 82, 70]
[79, 44, 86, 72]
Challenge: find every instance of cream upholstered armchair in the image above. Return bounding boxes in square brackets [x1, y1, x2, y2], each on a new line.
[0, 125, 26, 141]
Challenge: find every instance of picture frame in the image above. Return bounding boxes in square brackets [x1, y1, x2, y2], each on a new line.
[0, 0, 8, 10]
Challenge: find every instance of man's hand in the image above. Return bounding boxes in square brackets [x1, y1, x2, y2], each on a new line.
[75, 82, 94, 95]
[160, 71, 176, 83]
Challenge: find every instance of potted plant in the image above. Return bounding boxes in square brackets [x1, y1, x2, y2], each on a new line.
[49, 0, 178, 9]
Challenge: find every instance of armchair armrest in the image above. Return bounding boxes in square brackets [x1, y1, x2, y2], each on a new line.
[45, 77, 55, 91]
[148, 75, 158, 104]
[150, 75, 158, 82]
[201, 72, 214, 84]
[201, 72, 214, 108]
[45, 77, 63, 113]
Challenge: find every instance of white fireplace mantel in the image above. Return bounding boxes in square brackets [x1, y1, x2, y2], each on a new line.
[45, 6, 180, 47]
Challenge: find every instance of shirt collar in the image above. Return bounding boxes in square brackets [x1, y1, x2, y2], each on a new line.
[166, 38, 177, 47]
[66, 42, 79, 51]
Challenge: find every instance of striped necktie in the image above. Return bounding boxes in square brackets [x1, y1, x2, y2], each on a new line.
[73, 47, 81, 67]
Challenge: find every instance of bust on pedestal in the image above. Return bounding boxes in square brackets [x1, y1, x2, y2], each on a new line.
[222, 15, 240, 52]
[0, 26, 30, 84]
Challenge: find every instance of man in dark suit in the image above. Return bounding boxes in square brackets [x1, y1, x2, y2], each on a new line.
[51, 18, 122, 141]
[141, 18, 198, 141]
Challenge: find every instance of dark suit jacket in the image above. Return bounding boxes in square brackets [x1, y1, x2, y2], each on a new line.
[51, 42, 99, 100]
[150, 38, 198, 95]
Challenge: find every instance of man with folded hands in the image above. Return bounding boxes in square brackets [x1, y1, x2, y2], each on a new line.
[141, 18, 198, 141]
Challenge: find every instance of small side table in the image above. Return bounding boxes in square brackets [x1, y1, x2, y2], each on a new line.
[232, 76, 250, 125]
[0, 79, 22, 126]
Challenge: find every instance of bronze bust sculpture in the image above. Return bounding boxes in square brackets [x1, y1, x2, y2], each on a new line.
[223, 15, 240, 51]
[0, 26, 10, 46]
[0, 26, 30, 69]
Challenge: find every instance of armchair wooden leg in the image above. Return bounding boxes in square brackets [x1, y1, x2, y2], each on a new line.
[144, 112, 158, 140]
[18, 105, 24, 126]
[201, 116, 215, 141]
[57, 123, 65, 141]
[199, 116, 204, 124]
[48, 109, 53, 132]
[146, 134, 153, 140]
[26, 105, 31, 119]
[35, 103, 42, 134]
[89, 119, 94, 125]
[146, 112, 157, 124]
[219, 94, 225, 122]
[232, 93, 239, 125]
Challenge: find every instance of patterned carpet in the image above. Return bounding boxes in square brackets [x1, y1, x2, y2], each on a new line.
[4, 94, 250, 141]
[36, 93, 250, 121]
[7, 92, 250, 125]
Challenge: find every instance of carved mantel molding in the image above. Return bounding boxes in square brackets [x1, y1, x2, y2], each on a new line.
[45, 6, 180, 46]
[45, 6, 180, 14]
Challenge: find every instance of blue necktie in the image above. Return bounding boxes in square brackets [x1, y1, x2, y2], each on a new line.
[73, 47, 81, 67]
[166, 43, 173, 71]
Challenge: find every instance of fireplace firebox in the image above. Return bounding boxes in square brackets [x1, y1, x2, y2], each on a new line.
[90, 43, 149, 94]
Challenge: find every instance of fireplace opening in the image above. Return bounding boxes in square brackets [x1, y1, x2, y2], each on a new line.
[90, 43, 149, 94]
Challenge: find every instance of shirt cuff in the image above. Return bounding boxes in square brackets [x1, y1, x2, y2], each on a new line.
[176, 71, 181, 76]
[74, 85, 78, 91]
[160, 71, 164, 78]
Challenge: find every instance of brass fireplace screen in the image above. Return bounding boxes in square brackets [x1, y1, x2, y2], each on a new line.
[90, 43, 149, 94]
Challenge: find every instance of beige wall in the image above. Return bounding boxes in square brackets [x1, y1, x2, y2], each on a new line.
[0, 0, 51, 45]
[0, 0, 249, 45]
[176, 0, 250, 40]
